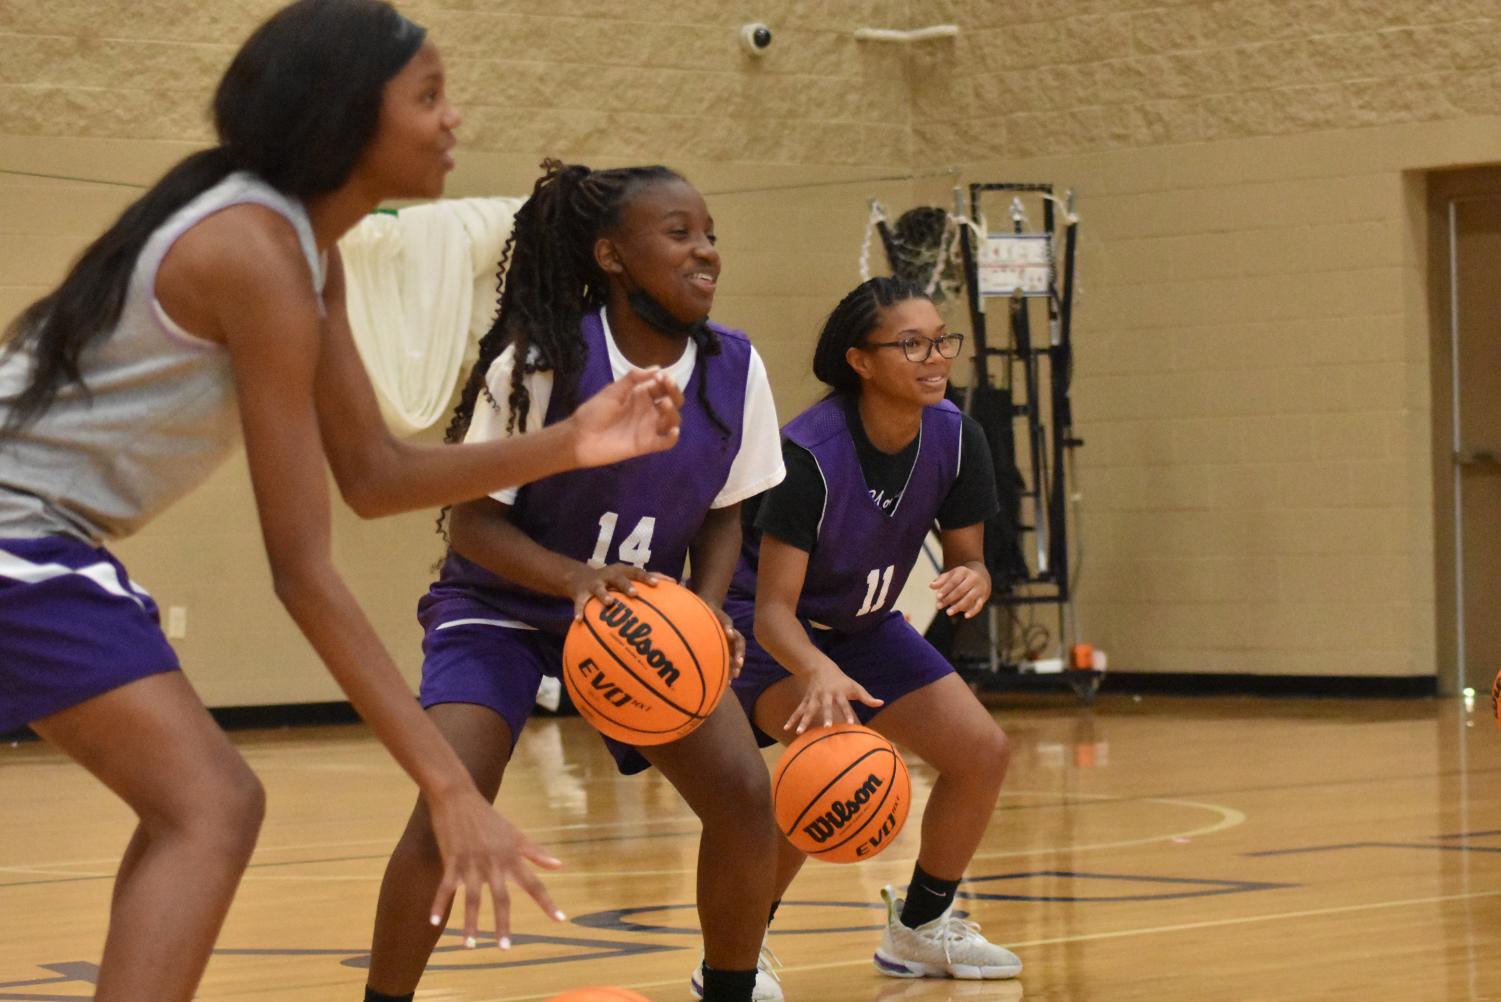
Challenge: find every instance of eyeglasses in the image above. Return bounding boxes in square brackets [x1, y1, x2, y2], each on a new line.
[863, 332, 965, 362]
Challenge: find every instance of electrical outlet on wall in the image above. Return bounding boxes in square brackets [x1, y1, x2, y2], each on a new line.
[166, 606, 188, 640]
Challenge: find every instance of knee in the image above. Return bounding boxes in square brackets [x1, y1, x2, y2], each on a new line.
[158, 761, 265, 862]
[697, 762, 775, 835]
[977, 725, 1011, 787]
[941, 724, 1009, 791]
[211, 763, 267, 859]
[394, 805, 443, 864]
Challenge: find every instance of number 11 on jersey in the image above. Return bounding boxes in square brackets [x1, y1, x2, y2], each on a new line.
[856, 564, 895, 616]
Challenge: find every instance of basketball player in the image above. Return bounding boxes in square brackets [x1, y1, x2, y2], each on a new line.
[363, 161, 786, 1002]
[727, 277, 1023, 982]
[0, 5, 684, 1000]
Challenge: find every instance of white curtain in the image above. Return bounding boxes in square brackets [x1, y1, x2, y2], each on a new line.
[338, 196, 522, 435]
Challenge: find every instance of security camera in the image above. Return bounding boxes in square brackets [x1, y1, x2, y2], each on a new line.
[739, 22, 773, 55]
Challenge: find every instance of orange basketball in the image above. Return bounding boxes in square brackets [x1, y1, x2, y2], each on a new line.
[546, 989, 651, 1002]
[562, 579, 729, 745]
[771, 723, 911, 864]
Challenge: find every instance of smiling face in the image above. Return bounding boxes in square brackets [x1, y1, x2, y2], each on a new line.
[597, 178, 720, 326]
[354, 40, 461, 200]
[847, 296, 953, 407]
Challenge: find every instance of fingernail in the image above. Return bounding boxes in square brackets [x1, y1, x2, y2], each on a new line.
[430, 914, 442, 926]
[554, 910, 568, 921]
[499, 935, 512, 950]
[466, 936, 478, 949]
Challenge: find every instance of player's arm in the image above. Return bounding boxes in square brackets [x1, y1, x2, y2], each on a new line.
[686, 503, 745, 672]
[312, 248, 681, 518]
[173, 208, 561, 946]
[930, 414, 997, 618]
[448, 498, 655, 620]
[747, 444, 880, 727]
[754, 533, 882, 732]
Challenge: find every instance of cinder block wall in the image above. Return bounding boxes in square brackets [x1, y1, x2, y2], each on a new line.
[3, 1, 1494, 701]
[0, 1, 924, 705]
[908, 1, 1501, 679]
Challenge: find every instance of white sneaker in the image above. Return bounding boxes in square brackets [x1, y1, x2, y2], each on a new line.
[689, 935, 783, 1001]
[873, 884, 1022, 980]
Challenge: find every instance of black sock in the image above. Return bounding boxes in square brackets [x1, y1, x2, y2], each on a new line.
[364, 988, 414, 1002]
[701, 963, 757, 1002]
[767, 898, 781, 927]
[900, 863, 960, 928]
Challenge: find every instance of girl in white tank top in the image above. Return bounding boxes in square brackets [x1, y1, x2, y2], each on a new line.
[0, 4, 682, 999]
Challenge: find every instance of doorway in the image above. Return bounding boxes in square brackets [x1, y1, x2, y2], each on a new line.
[1431, 169, 1501, 697]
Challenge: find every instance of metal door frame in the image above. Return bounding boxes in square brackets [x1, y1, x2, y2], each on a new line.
[1445, 194, 1501, 694]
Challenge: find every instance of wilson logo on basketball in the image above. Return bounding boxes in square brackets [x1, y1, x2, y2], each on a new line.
[597, 601, 681, 686]
[800, 773, 883, 844]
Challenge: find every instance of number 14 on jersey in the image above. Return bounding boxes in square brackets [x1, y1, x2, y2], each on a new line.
[589, 512, 657, 569]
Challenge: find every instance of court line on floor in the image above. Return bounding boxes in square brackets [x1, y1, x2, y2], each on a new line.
[0, 791, 1244, 886]
[458, 887, 1501, 1002]
[0, 817, 699, 875]
[236, 797, 1246, 885]
[971, 791, 1245, 862]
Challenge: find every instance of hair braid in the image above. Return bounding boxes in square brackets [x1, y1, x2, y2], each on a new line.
[437, 159, 708, 542]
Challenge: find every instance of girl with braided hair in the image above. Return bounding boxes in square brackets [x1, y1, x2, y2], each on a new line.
[364, 160, 786, 1002]
[0, 4, 682, 999]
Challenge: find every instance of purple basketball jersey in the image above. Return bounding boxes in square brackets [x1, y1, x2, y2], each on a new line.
[733, 396, 961, 634]
[425, 313, 751, 635]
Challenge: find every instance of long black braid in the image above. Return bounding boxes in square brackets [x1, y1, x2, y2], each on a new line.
[437, 159, 729, 540]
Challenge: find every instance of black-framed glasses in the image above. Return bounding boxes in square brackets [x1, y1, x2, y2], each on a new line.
[863, 332, 965, 362]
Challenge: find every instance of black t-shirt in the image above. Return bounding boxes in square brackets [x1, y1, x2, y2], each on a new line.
[746, 396, 1000, 553]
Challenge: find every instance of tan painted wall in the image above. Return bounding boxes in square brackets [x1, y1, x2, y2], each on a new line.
[906, 1, 1501, 680]
[4, 1, 1495, 700]
[0, 1, 923, 705]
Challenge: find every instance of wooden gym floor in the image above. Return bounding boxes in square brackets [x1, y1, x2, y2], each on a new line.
[3, 692, 1499, 1001]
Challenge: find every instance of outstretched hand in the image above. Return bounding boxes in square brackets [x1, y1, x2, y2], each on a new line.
[785, 660, 883, 735]
[569, 368, 683, 468]
[426, 785, 564, 949]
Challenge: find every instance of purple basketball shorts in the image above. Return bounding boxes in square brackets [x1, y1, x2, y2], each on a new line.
[0, 535, 181, 734]
[725, 592, 954, 747]
[418, 604, 650, 774]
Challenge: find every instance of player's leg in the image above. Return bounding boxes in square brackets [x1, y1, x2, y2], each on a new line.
[364, 624, 542, 998]
[857, 618, 1019, 980]
[31, 672, 266, 1002]
[868, 672, 1009, 880]
[365, 702, 515, 994]
[750, 675, 816, 900]
[643, 693, 779, 999]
